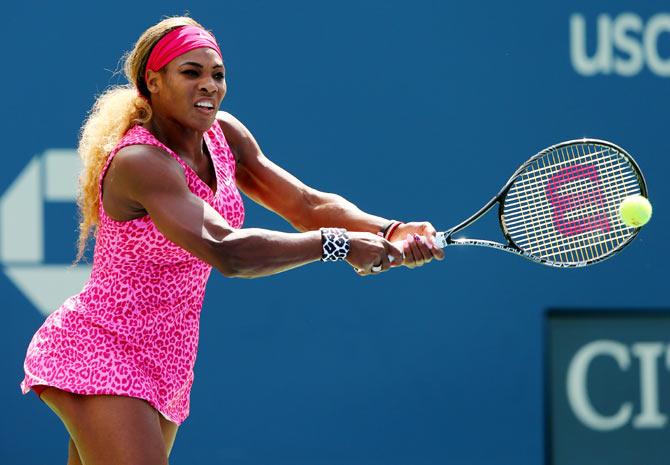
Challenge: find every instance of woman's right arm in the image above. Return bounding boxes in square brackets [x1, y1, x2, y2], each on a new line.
[105, 145, 402, 278]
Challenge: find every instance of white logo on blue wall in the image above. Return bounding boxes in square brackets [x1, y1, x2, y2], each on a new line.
[571, 13, 670, 77]
[0, 149, 91, 316]
[567, 340, 668, 431]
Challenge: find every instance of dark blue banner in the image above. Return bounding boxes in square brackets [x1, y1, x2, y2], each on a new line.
[547, 311, 670, 465]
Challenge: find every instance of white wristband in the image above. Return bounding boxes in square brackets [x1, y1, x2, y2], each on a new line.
[320, 228, 350, 261]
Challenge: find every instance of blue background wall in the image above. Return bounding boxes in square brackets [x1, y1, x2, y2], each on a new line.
[2, 1, 668, 464]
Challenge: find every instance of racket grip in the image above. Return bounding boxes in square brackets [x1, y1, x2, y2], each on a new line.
[387, 232, 447, 261]
[355, 233, 444, 271]
[392, 233, 447, 249]
[435, 232, 447, 248]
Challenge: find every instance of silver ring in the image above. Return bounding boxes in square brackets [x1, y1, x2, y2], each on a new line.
[371, 264, 382, 273]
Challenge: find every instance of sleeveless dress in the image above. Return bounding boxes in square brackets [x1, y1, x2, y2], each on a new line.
[20, 121, 245, 424]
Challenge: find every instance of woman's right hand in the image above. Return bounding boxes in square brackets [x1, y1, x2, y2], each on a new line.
[345, 232, 404, 276]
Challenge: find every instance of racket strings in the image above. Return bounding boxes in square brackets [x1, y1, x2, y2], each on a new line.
[535, 147, 624, 262]
[515, 145, 635, 262]
[505, 168, 637, 224]
[507, 146, 609, 178]
[504, 147, 639, 213]
[511, 145, 638, 262]
[505, 155, 637, 231]
[502, 143, 642, 264]
[507, 150, 621, 227]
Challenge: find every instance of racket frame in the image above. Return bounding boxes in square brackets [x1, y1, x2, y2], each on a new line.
[434, 138, 648, 268]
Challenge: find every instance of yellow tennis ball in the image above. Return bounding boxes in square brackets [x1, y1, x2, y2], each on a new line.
[619, 195, 652, 227]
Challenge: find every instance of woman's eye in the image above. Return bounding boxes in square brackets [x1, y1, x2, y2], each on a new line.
[214, 73, 225, 81]
[182, 70, 198, 77]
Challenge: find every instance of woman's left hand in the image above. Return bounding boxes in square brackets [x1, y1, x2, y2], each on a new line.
[387, 221, 445, 268]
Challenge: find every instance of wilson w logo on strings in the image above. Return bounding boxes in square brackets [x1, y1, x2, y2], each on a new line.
[546, 164, 612, 237]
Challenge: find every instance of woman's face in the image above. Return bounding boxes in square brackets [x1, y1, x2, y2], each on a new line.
[147, 47, 226, 132]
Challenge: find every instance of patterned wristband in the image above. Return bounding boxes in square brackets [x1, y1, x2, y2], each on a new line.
[320, 228, 351, 261]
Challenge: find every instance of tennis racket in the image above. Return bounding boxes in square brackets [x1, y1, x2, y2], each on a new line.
[428, 138, 648, 268]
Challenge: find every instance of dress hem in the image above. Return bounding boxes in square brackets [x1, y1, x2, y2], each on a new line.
[20, 374, 184, 425]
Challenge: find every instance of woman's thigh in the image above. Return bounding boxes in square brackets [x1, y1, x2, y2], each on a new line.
[159, 414, 179, 456]
[66, 418, 178, 464]
[68, 437, 83, 465]
[41, 387, 169, 465]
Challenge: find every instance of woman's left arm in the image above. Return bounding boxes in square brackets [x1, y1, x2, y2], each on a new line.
[217, 112, 444, 266]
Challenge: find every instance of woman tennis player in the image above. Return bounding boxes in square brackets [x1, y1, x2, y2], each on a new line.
[20, 16, 443, 464]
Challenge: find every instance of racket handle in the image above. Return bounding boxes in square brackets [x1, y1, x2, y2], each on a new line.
[387, 232, 447, 261]
[355, 233, 445, 272]
[435, 232, 447, 248]
[392, 233, 447, 249]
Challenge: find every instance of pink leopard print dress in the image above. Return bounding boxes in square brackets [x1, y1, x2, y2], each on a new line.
[20, 122, 244, 424]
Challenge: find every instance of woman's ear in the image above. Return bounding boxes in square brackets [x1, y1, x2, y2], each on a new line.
[145, 70, 161, 94]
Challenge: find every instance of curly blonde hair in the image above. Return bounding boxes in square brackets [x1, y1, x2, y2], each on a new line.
[76, 16, 204, 262]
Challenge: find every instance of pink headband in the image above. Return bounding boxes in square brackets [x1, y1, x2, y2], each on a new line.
[144, 25, 222, 82]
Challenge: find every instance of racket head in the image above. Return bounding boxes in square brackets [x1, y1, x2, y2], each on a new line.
[498, 139, 647, 267]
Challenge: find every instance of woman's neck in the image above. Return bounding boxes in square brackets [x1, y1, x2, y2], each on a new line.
[146, 113, 205, 160]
